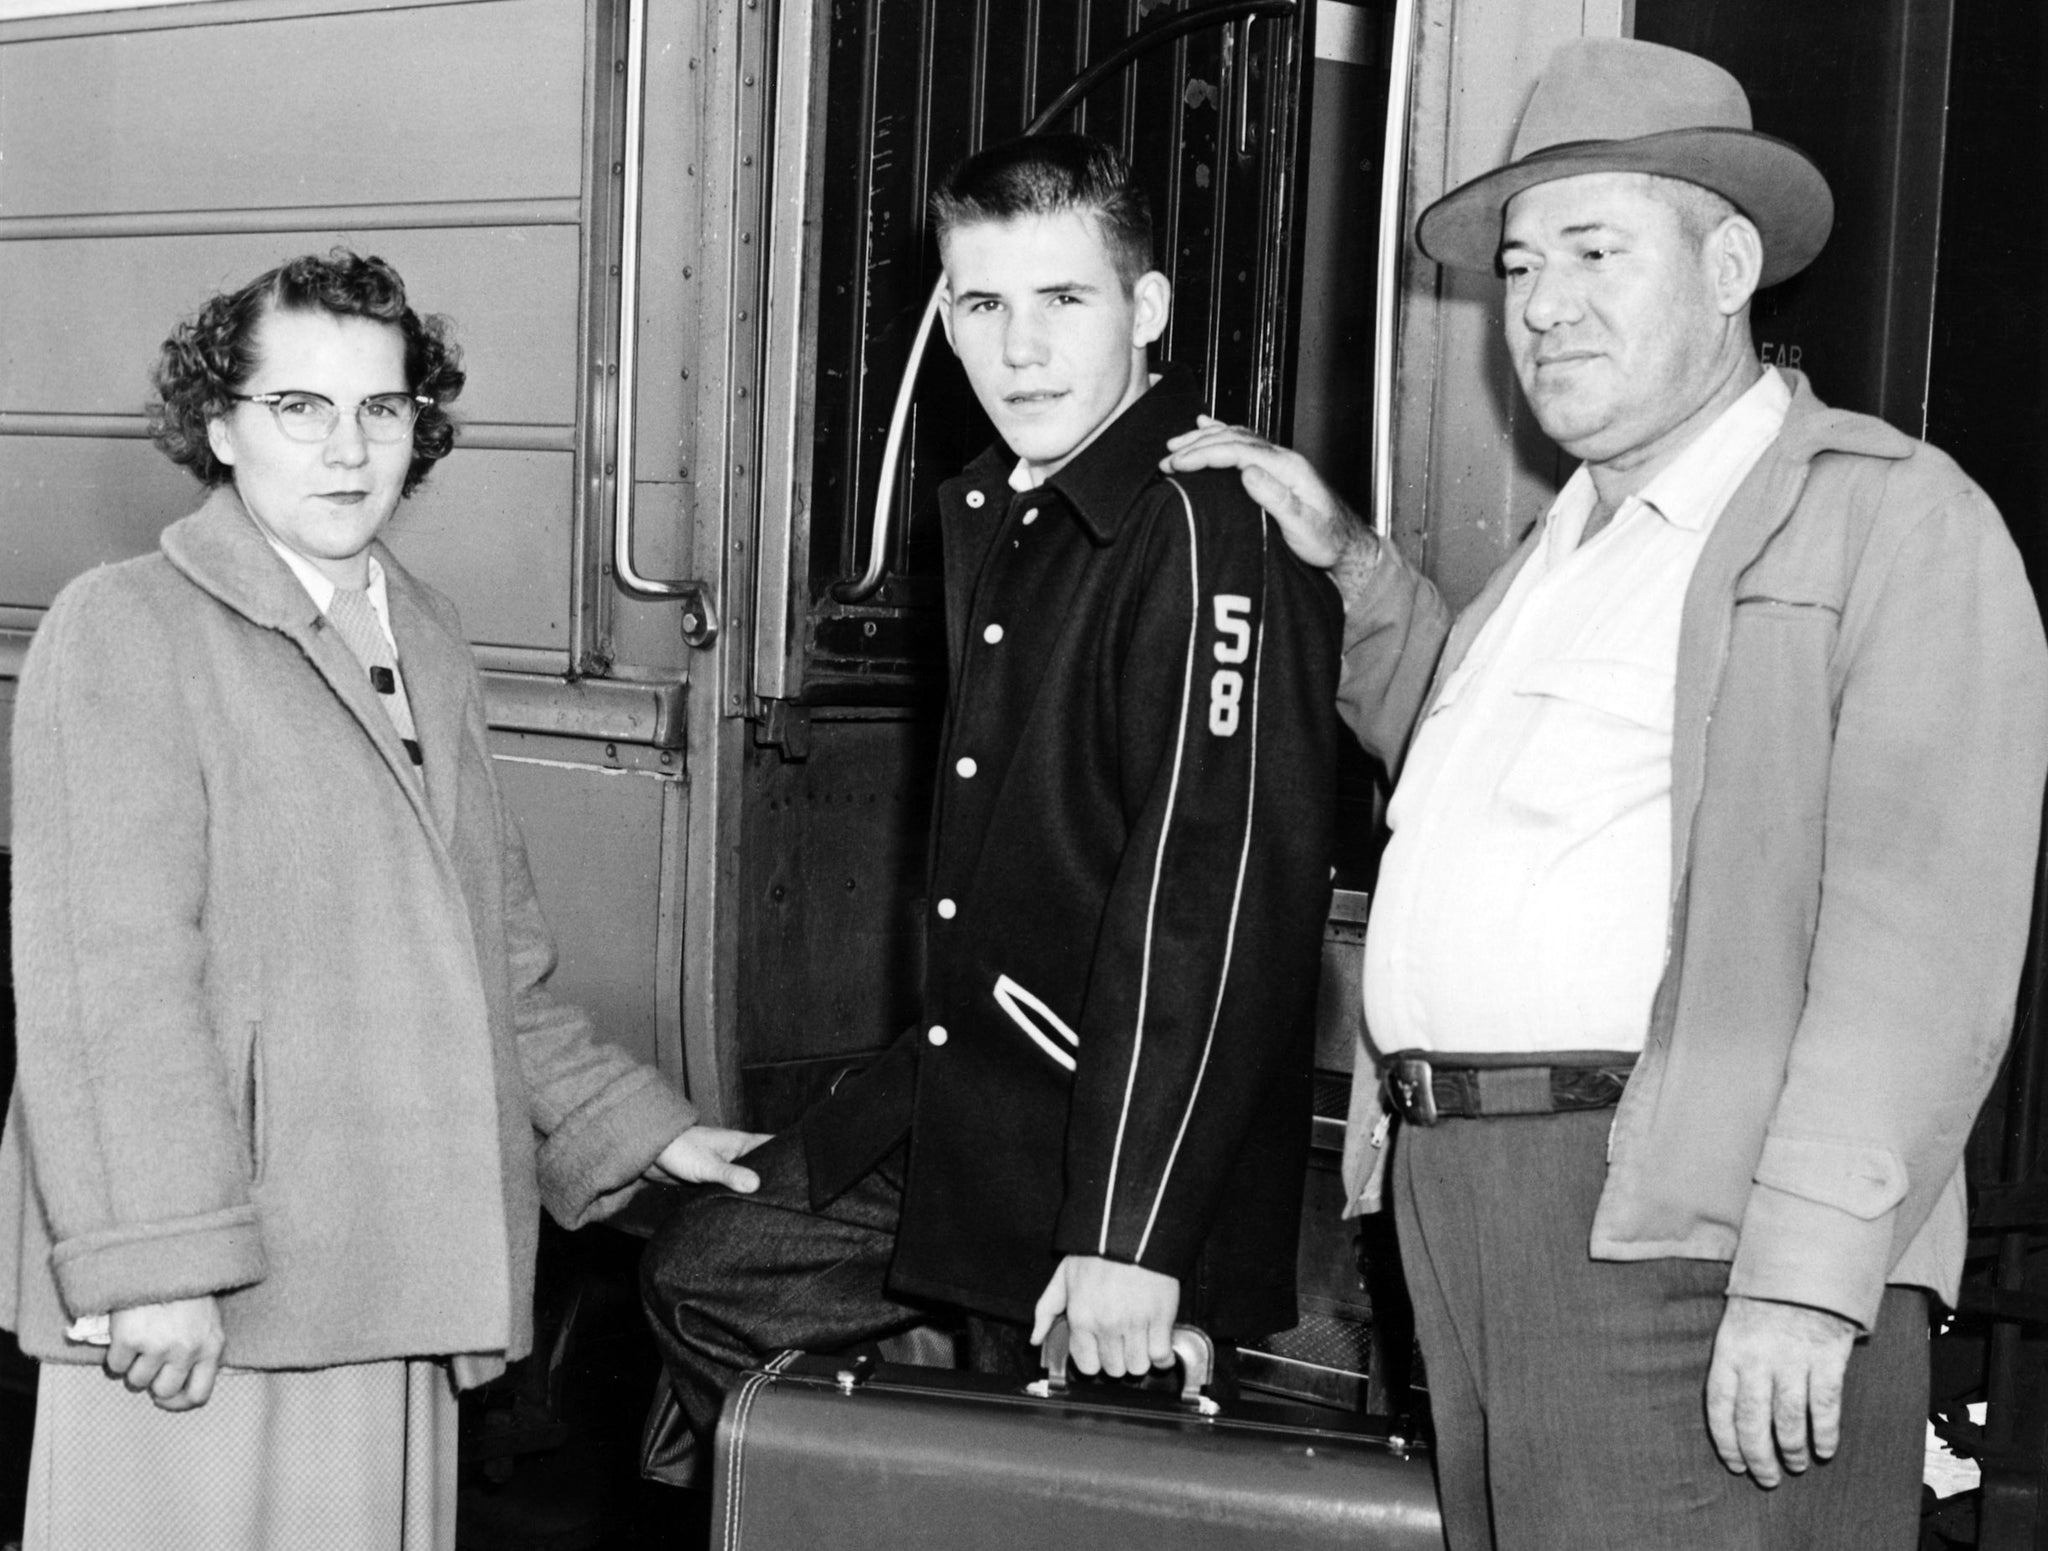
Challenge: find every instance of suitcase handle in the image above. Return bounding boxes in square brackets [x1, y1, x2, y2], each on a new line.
[1035, 1318, 1220, 1414]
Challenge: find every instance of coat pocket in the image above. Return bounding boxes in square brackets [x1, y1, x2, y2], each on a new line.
[227, 1020, 269, 1184]
[992, 974, 1080, 1073]
[1752, 1133, 1907, 1220]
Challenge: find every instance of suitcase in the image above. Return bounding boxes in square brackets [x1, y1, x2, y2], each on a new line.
[708, 1324, 1445, 1549]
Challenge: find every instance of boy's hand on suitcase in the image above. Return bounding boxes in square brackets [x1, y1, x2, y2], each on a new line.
[1031, 1256, 1179, 1377]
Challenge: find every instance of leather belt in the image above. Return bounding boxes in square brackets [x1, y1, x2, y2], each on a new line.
[1379, 1051, 1637, 1127]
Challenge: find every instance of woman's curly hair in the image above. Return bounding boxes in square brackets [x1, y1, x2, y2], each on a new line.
[148, 249, 466, 498]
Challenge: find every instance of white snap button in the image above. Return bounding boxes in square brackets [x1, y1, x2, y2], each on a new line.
[956, 757, 977, 778]
[983, 623, 1004, 644]
[928, 1025, 949, 1046]
[937, 898, 957, 919]
[965, 490, 986, 508]
[1022, 508, 1039, 525]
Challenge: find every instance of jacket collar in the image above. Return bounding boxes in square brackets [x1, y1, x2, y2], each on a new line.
[159, 485, 330, 635]
[159, 486, 468, 839]
[1762, 369, 1915, 466]
[949, 364, 1205, 545]
[1430, 371, 1911, 701]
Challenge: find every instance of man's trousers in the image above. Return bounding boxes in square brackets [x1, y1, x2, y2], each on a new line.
[1393, 1107, 1928, 1551]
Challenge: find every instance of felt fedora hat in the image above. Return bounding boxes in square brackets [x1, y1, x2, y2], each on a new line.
[1416, 38, 1833, 288]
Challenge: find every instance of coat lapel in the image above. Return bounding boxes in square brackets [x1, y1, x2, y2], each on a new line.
[381, 555, 473, 843]
[157, 488, 446, 836]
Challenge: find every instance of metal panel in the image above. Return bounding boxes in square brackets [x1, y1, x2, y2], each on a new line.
[489, 750, 685, 1077]
[0, 415, 573, 453]
[480, 672, 684, 748]
[382, 452, 577, 652]
[0, 436, 574, 652]
[0, 438, 197, 603]
[0, 0, 491, 37]
[0, 226, 583, 427]
[0, 201, 584, 242]
[0, 0, 585, 216]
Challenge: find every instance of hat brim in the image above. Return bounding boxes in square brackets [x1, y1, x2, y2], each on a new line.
[1416, 127, 1834, 289]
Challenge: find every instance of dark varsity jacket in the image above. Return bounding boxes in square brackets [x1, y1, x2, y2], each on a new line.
[800, 367, 1341, 1338]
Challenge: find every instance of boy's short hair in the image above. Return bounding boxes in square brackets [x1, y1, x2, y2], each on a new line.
[931, 133, 1155, 290]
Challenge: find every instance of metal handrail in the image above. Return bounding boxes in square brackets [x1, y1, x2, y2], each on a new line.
[1370, 0, 1418, 539]
[611, 0, 719, 646]
[833, 0, 1298, 604]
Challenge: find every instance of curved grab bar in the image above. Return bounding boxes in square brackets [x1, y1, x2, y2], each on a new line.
[833, 287, 945, 604]
[833, 0, 1299, 604]
[1370, 0, 1417, 540]
[612, 0, 720, 645]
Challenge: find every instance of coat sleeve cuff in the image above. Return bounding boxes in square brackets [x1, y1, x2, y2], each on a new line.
[537, 1069, 697, 1230]
[1725, 1135, 1908, 1330]
[50, 1206, 266, 1318]
[1050, 1207, 1169, 1274]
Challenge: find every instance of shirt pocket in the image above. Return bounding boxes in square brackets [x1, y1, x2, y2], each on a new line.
[1496, 657, 1674, 820]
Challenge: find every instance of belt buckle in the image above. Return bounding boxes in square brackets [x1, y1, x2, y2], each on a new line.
[1383, 1056, 1439, 1127]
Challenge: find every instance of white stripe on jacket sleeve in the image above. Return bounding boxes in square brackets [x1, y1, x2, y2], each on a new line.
[1097, 479, 1260, 1259]
[1136, 506, 1265, 1258]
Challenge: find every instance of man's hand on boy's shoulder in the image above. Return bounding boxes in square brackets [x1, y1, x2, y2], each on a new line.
[1161, 416, 1381, 596]
[1030, 1255, 1180, 1378]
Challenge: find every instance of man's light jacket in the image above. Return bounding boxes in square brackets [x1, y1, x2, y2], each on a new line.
[1340, 372, 2048, 1329]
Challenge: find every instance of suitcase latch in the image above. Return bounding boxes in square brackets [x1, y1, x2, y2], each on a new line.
[834, 1353, 876, 1395]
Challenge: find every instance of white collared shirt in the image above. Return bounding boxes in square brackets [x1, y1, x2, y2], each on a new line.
[1363, 368, 1791, 1055]
[262, 534, 399, 654]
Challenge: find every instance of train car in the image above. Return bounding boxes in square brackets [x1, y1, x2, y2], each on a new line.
[0, 0, 2040, 1546]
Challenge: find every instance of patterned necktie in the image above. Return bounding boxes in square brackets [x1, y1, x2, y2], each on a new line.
[325, 585, 425, 775]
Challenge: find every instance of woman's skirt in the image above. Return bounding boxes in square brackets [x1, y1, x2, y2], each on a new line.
[23, 1357, 458, 1551]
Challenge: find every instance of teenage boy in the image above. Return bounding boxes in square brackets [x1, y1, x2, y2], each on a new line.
[641, 132, 1341, 1447]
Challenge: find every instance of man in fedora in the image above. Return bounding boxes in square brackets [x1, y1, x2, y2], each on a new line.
[1167, 35, 2048, 1548]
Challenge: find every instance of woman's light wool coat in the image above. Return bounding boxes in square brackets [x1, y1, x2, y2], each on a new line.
[1, 489, 695, 1375]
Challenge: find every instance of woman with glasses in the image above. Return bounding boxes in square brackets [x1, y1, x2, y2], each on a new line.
[0, 250, 764, 1549]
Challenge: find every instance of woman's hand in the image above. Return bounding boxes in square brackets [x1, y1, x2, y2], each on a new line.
[107, 1296, 225, 1411]
[650, 1125, 771, 1193]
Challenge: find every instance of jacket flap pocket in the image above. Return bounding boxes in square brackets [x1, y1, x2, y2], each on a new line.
[1512, 658, 1672, 732]
[993, 973, 1079, 1072]
[1753, 1134, 1907, 1220]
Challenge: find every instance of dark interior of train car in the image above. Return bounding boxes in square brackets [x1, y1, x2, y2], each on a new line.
[0, 0, 2044, 1547]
